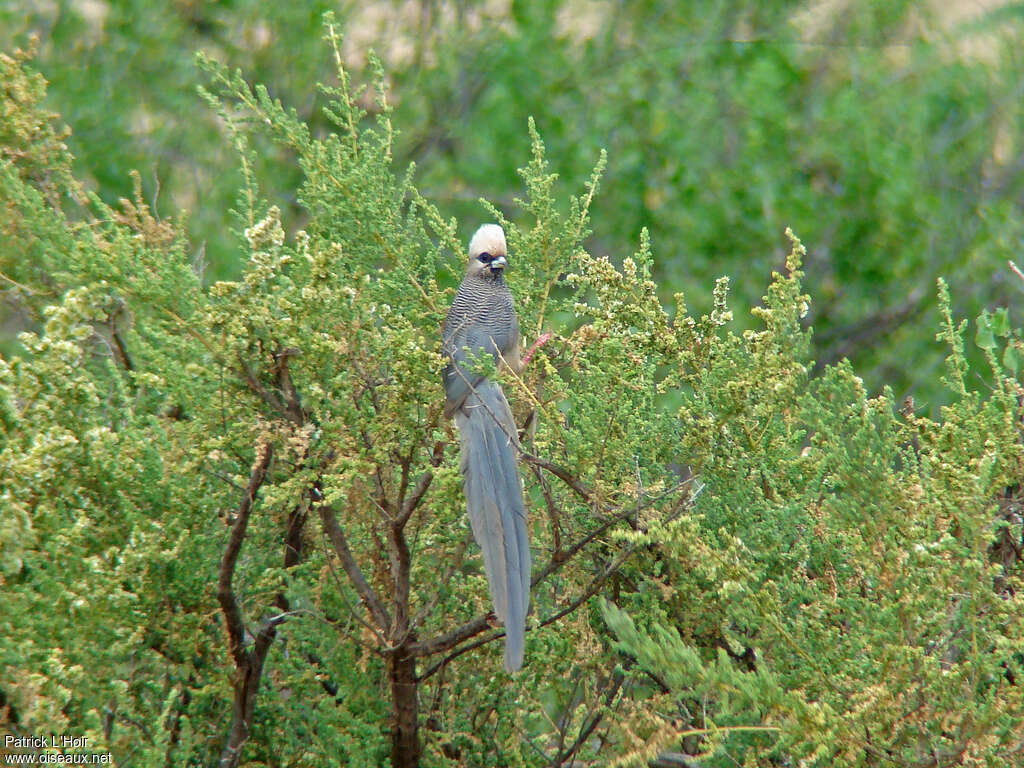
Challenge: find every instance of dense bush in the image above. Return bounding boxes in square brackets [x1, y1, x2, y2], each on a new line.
[2, 9, 1023, 768]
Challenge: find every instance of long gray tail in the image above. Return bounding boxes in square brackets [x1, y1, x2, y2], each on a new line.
[456, 382, 530, 671]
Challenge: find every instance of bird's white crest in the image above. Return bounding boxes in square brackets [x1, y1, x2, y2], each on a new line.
[468, 224, 507, 259]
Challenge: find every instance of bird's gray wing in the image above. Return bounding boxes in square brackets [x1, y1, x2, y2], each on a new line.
[443, 324, 501, 416]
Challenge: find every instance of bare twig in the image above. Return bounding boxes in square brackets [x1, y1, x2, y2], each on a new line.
[111, 326, 135, 372]
[536, 546, 637, 632]
[550, 666, 627, 767]
[416, 622, 505, 682]
[217, 440, 273, 667]
[319, 502, 392, 633]
[239, 356, 287, 418]
[216, 440, 276, 768]
[520, 451, 593, 502]
[315, 535, 386, 650]
[410, 615, 493, 663]
[273, 347, 304, 425]
[529, 462, 563, 555]
[409, 532, 471, 633]
[397, 440, 445, 528]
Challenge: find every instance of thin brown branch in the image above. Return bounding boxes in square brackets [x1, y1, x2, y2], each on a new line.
[520, 452, 593, 502]
[350, 354, 384, 415]
[217, 440, 273, 668]
[316, 534, 387, 650]
[553, 675, 585, 758]
[551, 666, 627, 767]
[202, 468, 244, 492]
[111, 327, 135, 372]
[529, 462, 562, 555]
[533, 483, 692, 590]
[0, 269, 52, 296]
[397, 469, 434, 528]
[530, 503, 641, 588]
[394, 412, 445, 525]
[274, 503, 307, 613]
[319, 502, 392, 633]
[410, 532, 471, 633]
[385, 518, 413, 644]
[416, 622, 504, 682]
[536, 546, 638, 632]
[273, 347, 304, 425]
[395, 452, 411, 520]
[239, 356, 286, 417]
[410, 615, 493, 663]
[216, 439, 276, 768]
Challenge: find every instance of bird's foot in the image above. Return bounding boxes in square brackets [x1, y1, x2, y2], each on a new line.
[522, 332, 553, 367]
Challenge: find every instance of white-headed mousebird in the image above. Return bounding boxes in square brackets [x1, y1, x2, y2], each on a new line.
[442, 224, 531, 671]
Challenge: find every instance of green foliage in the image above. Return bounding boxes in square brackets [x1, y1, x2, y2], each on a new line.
[387, 0, 1024, 403]
[2, 10, 1024, 768]
[0, 0, 343, 280]
[5, 1, 1024, 401]
[602, 239, 1024, 765]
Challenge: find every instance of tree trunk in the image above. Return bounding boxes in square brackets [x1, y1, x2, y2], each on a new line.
[388, 646, 420, 768]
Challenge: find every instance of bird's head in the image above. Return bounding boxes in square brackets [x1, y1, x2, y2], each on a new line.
[465, 224, 508, 280]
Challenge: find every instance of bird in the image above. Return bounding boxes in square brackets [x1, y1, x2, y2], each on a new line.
[442, 223, 531, 672]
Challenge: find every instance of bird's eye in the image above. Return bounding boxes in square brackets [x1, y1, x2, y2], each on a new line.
[477, 252, 493, 264]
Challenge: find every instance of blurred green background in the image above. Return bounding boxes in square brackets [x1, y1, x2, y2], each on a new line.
[3, 0, 1024, 404]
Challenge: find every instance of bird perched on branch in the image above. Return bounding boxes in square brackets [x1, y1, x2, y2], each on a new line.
[443, 224, 531, 672]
